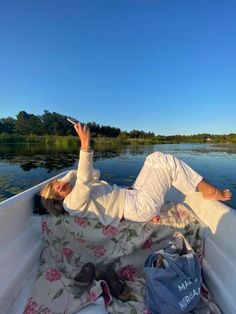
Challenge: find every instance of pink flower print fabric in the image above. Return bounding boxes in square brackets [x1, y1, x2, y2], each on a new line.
[45, 268, 61, 282]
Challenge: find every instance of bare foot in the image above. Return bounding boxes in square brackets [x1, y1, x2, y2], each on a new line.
[197, 180, 232, 201]
[203, 188, 232, 201]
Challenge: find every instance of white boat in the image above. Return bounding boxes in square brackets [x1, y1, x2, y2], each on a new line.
[0, 171, 235, 314]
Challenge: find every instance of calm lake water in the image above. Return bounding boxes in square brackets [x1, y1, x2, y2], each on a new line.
[0, 143, 235, 209]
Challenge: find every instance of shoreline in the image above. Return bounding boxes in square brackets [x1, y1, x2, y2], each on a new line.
[0, 134, 236, 145]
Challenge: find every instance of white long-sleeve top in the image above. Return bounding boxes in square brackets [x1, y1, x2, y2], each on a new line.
[60, 150, 126, 227]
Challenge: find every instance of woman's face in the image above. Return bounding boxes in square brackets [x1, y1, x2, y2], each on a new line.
[52, 180, 73, 200]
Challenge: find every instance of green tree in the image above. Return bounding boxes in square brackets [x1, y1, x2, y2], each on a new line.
[15, 111, 44, 135]
[28, 114, 44, 135]
[0, 117, 16, 134]
[41, 110, 72, 135]
[129, 129, 141, 138]
[15, 111, 31, 135]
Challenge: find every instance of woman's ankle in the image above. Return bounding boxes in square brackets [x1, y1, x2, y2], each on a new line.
[197, 179, 232, 201]
[197, 179, 216, 198]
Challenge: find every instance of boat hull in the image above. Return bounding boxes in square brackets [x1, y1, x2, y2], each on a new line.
[0, 173, 235, 313]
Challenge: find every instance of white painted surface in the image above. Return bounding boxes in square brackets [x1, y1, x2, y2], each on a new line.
[0, 173, 66, 314]
[185, 192, 236, 314]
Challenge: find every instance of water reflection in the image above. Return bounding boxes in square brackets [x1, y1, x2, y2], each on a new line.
[0, 143, 121, 172]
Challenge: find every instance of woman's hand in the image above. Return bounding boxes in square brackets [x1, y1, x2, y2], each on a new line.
[74, 122, 91, 151]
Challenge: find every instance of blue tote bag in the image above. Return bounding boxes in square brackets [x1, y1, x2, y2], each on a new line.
[144, 232, 202, 314]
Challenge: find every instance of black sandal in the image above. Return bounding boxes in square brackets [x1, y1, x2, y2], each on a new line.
[74, 263, 95, 287]
[95, 265, 131, 301]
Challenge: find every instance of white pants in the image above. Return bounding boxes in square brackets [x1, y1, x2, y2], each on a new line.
[124, 152, 203, 222]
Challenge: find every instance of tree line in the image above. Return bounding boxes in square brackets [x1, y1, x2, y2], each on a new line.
[0, 110, 235, 143]
[0, 110, 121, 137]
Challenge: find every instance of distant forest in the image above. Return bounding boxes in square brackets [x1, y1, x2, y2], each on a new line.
[0, 110, 236, 144]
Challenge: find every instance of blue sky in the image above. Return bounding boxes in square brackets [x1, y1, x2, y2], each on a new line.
[0, 0, 235, 135]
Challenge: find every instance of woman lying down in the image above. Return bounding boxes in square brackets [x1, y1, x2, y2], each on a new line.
[40, 122, 232, 227]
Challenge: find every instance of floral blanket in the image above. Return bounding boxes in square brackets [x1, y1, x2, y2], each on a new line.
[24, 202, 220, 314]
